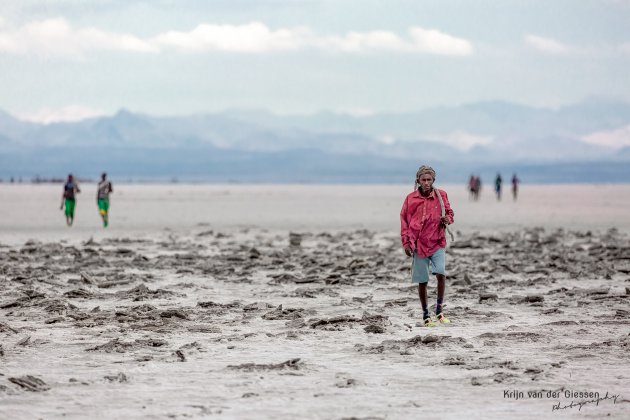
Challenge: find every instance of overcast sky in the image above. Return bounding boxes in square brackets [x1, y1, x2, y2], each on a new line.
[1, 0, 629, 122]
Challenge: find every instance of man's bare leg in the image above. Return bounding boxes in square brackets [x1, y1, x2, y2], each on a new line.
[436, 274, 445, 310]
[436, 274, 450, 323]
[418, 283, 429, 319]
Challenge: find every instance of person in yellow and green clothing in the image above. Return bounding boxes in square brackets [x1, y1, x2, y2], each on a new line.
[60, 174, 80, 226]
[97, 172, 113, 227]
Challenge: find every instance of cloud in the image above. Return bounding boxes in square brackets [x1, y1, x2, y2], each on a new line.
[525, 34, 630, 56]
[431, 131, 494, 152]
[157, 23, 473, 56]
[408, 27, 473, 56]
[0, 17, 473, 57]
[0, 17, 157, 57]
[317, 31, 406, 52]
[377, 135, 396, 145]
[335, 108, 376, 117]
[16, 105, 107, 124]
[524, 35, 573, 55]
[580, 125, 630, 149]
[319, 27, 473, 55]
[154, 22, 309, 53]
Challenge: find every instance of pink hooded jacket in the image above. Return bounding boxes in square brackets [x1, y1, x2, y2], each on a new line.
[400, 188, 454, 259]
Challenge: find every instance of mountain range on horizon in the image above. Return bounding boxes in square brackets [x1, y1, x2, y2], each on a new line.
[1, 98, 630, 184]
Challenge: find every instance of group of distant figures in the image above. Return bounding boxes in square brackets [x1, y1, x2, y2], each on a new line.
[468, 173, 520, 201]
[61, 173, 113, 227]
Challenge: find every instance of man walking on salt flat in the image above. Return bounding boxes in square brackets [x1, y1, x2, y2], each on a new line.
[97, 172, 113, 228]
[400, 165, 454, 327]
[60, 174, 80, 226]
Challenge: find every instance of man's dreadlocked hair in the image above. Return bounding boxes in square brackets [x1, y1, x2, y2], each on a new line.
[414, 165, 436, 191]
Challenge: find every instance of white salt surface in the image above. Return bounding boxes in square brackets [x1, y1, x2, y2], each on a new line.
[1, 183, 629, 244]
[0, 184, 629, 419]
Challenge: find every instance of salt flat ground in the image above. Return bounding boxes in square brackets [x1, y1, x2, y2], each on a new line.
[1, 183, 630, 242]
[0, 184, 629, 419]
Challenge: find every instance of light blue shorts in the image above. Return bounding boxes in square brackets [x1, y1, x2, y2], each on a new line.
[411, 248, 446, 284]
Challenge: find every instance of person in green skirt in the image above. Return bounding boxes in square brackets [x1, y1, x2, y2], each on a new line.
[97, 172, 113, 227]
[60, 174, 81, 226]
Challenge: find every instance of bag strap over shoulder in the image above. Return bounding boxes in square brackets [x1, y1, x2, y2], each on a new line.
[434, 188, 455, 242]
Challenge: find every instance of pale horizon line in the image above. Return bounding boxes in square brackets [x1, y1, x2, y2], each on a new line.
[7, 95, 630, 125]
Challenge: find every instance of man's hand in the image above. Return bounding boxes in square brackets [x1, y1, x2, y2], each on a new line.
[440, 216, 450, 226]
[404, 247, 413, 257]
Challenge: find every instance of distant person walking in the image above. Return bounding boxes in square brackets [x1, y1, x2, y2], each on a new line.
[400, 165, 455, 327]
[494, 173, 503, 201]
[60, 174, 80, 226]
[511, 173, 520, 201]
[468, 174, 476, 200]
[473, 175, 482, 201]
[97, 173, 113, 227]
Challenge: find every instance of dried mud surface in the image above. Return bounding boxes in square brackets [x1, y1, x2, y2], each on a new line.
[1, 227, 629, 419]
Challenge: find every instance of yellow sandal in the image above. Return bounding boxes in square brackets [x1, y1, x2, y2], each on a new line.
[436, 313, 450, 324]
[424, 317, 437, 327]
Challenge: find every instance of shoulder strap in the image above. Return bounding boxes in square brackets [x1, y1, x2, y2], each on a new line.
[434, 188, 455, 242]
[435, 188, 445, 217]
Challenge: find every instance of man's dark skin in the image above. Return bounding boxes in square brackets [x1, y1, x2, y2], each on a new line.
[404, 173, 450, 316]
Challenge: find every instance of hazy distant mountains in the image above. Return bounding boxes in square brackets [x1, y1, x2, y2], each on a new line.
[1, 98, 629, 183]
